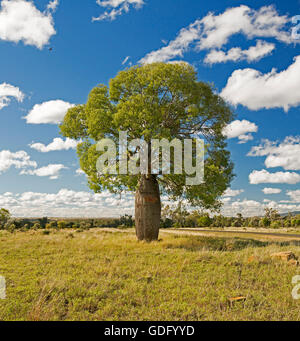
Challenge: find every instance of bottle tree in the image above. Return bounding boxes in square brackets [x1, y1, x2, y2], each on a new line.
[60, 62, 234, 241]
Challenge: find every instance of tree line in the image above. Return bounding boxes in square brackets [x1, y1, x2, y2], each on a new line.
[1, 206, 300, 232]
[160, 206, 300, 229]
[0, 209, 134, 232]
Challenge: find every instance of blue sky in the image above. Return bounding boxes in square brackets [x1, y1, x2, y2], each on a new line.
[1, 0, 300, 217]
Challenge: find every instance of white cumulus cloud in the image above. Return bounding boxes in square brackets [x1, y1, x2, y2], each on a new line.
[21, 164, 67, 180]
[0, 0, 57, 49]
[0, 82, 24, 110]
[223, 188, 244, 197]
[249, 169, 300, 185]
[0, 150, 36, 174]
[0, 149, 67, 179]
[262, 188, 282, 194]
[24, 100, 74, 124]
[204, 40, 275, 64]
[29, 138, 79, 153]
[286, 190, 300, 203]
[248, 137, 300, 171]
[221, 56, 300, 112]
[223, 119, 258, 144]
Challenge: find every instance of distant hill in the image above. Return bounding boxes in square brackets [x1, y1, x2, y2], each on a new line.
[280, 211, 300, 217]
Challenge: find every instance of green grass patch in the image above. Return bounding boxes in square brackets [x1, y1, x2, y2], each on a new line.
[0, 229, 300, 321]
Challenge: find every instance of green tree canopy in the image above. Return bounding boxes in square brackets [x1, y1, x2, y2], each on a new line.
[60, 62, 234, 213]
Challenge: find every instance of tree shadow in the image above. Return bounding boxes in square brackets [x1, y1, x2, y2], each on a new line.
[163, 236, 300, 252]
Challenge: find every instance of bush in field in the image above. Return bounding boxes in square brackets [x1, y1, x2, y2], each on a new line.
[4, 219, 17, 230]
[211, 215, 224, 227]
[160, 218, 174, 228]
[32, 223, 41, 230]
[16, 219, 32, 229]
[92, 218, 119, 228]
[50, 221, 58, 229]
[242, 218, 250, 227]
[214, 215, 234, 228]
[223, 216, 230, 227]
[232, 219, 241, 227]
[45, 221, 57, 229]
[119, 215, 134, 228]
[292, 219, 300, 227]
[0, 208, 11, 229]
[260, 217, 271, 227]
[197, 215, 212, 227]
[57, 221, 67, 229]
[80, 221, 91, 230]
[38, 217, 48, 229]
[220, 217, 232, 227]
[63, 221, 73, 228]
[182, 217, 195, 228]
[249, 217, 260, 228]
[270, 220, 282, 229]
[182, 211, 199, 228]
[72, 222, 80, 229]
[232, 213, 244, 227]
[7, 224, 16, 233]
[162, 203, 190, 228]
[20, 224, 30, 232]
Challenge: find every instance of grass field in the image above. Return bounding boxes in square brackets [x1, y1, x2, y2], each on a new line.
[1, 228, 300, 321]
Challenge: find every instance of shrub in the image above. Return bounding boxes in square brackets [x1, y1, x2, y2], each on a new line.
[0, 208, 11, 229]
[32, 223, 41, 230]
[66, 221, 74, 229]
[5, 219, 19, 230]
[270, 221, 281, 229]
[7, 224, 16, 233]
[260, 217, 271, 227]
[119, 215, 134, 227]
[160, 218, 174, 228]
[20, 224, 30, 232]
[197, 215, 212, 227]
[249, 217, 260, 228]
[80, 222, 91, 230]
[233, 219, 242, 227]
[242, 218, 250, 227]
[38, 217, 48, 229]
[17, 219, 32, 229]
[292, 219, 300, 227]
[95, 218, 120, 228]
[57, 221, 67, 229]
[48, 221, 58, 229]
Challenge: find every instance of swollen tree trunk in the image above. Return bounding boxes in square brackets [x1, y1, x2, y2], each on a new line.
[135, 175, 161, 241]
